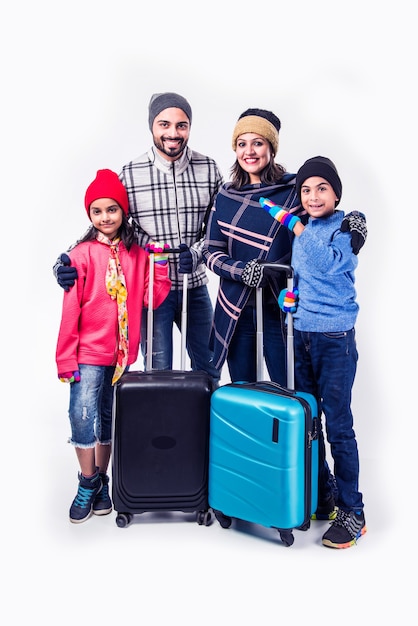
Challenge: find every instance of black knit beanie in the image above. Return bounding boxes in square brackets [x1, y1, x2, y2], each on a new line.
[148, 92, 192, 130]
[296, 156, 342, 205]
[238, 108, 281, 133]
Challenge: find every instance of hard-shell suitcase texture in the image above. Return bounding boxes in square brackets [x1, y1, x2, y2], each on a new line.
[208, 263, 318, 546]
[112, 256, 214, 528]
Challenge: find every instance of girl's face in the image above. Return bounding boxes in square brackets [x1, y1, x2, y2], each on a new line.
[235, 133, 272, 184]
[300, 177, 338, 218]
[89, 198, 123, 240]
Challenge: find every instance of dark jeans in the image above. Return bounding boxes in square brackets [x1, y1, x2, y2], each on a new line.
[141, 285, 220, 383]
[227, 301, 286, 385]
[294, 327, 364, 513]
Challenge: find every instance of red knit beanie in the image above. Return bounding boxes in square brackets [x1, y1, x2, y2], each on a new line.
[84, 169, 129, 218]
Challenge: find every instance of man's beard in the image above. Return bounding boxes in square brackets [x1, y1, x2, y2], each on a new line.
[153, 136, 187, 159]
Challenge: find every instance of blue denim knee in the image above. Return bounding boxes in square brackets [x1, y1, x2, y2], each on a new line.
[68, 364, 114, 447]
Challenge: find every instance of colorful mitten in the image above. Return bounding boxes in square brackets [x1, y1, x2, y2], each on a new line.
[278, 288, 299, 313]
[259, 197, 301, 231]
[145, 241, 169, 265]
[58, 370, 81, 383]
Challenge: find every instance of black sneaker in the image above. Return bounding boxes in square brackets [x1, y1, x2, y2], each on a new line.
[93, 473, 112, 516]
[311, 496, 337, 520]
[322, 509, 367, 549]
[69, 472, 102, 524]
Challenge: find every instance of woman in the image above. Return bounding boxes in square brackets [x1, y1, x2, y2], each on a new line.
[203, 108, 302, 384]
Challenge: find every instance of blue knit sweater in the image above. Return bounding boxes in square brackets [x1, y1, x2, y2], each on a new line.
[292, 210, 359, 332]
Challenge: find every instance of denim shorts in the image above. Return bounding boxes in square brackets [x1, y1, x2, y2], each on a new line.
[67, 364, 114, 448]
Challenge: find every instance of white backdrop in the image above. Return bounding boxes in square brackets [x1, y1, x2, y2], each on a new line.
[3, 1, 415, 623]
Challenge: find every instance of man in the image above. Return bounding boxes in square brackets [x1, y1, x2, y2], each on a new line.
[54, 92, 223, 383]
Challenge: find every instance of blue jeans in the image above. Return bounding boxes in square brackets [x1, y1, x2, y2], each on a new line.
[141, 285, 220, 383]
[294, 328, 364, 513]
[227, 301, 286, 385]
[68, 364, 114, 448]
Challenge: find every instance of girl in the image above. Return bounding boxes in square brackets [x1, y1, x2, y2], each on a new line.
[56, 169, 171, 523]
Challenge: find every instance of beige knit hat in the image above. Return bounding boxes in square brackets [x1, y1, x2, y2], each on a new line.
[231, 108, 281, 155]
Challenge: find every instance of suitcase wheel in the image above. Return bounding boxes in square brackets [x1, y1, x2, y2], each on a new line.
[278, 529, 294, 547]
[297, 519, 311, 532]
[213, 510, 232, 529]
[197, 509, 212, 526]
[115, 512, 133, 528]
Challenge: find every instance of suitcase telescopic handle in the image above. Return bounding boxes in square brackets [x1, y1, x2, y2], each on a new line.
[255, 263, 295, 389]
[146, 248, 188, 372]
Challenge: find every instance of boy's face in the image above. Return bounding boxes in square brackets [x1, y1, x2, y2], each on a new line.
[152, 107, 190, 161]
[89, 198, 124, 240]
[300, 176, 338, 219]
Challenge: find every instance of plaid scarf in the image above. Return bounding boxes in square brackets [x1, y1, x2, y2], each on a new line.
[202, 177, 302, 370]
[97, 233, 129, 384]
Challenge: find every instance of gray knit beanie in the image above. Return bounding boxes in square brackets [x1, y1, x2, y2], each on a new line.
[148, 92, 192, 130]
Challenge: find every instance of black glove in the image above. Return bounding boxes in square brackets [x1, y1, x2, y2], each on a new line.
[341, 211, 367, 255]
[57, 253, 78, 291]
[241, 259, 267, 288]
[178, 243, 193, 274]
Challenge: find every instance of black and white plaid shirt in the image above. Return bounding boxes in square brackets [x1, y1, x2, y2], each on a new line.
[120, 146, 224, 290]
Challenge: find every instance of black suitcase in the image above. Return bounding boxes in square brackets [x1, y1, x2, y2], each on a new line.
[111, 255, 214, 528]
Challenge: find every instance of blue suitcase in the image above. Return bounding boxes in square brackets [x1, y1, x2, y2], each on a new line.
[208, 264, 318, 546]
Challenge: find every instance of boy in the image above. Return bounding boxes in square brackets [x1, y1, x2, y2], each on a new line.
[261, 156, 366, 548]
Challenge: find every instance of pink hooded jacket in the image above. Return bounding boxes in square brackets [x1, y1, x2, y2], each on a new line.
[56, 240, 171, 375]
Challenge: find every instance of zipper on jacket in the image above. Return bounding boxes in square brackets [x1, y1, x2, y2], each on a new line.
[172, 162, 182, 243]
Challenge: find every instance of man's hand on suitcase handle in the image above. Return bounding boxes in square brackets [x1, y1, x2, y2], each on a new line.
[145, 241, 169, 265]
[178, 243, 193, 274]
[278, 288, 299, 313]
[58, 370, 80, 383]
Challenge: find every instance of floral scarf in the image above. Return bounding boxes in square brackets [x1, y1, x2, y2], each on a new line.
[97, 233, 128, 384]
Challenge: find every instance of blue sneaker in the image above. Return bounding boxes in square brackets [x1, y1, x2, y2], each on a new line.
[69, 472, 102, 524]
[322, 509, 367, 548]
[93, 473, 112, 516]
